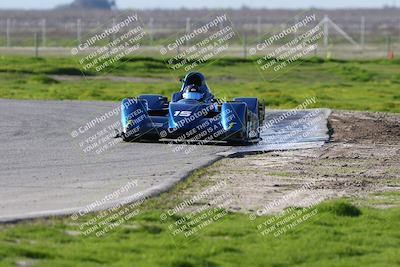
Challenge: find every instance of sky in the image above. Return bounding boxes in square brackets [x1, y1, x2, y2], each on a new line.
[0, 0, 398, 9]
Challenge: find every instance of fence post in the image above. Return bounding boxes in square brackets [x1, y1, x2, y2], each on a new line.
[34, 32, 39, 57]
[6, 18, 10, 47]
[387, 35, 394, 59]
[243, 33, 247, 58]
[149, 17, 154, 46]
[186, 17, 191, 46]
[323, 15, 329, 47]
[42, 18, 46, 47]
[360, 16, 365, 50]
[112, 17, 116, 42]
[77, 18, 82, 43]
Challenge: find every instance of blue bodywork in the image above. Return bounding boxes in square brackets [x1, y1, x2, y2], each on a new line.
[119, 72, 264, 144]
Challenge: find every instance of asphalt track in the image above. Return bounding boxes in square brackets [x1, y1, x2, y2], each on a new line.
[0, 99, 330, 222]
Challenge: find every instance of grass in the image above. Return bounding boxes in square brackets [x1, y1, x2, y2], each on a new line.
[0, 199, 399, 267]
[0, 55, 399, 112]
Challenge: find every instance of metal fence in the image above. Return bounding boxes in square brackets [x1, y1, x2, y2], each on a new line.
[0, 8, 399, 58]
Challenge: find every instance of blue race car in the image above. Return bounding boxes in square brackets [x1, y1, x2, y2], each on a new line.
[118, 72, 265, 145]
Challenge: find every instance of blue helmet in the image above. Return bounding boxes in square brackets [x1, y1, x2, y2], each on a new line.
[182, 84, 205, 100]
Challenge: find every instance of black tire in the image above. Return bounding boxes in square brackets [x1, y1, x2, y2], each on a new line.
[227, 140, 247, 146]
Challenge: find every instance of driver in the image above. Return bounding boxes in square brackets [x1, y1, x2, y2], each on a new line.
[182, 84, 204, 101]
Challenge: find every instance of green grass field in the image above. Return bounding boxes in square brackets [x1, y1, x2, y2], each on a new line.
[1, 188, 399, 266]
[1, 55, 399, 112]
[1, 55, 399, 266]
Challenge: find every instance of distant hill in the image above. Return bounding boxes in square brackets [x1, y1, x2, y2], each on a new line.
[57, 0, 117, 10]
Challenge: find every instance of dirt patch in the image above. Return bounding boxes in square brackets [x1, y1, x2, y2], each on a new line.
[329, 110, 400, 144]
[173, 110, 400, 214]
